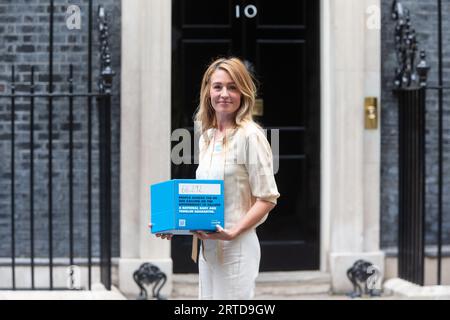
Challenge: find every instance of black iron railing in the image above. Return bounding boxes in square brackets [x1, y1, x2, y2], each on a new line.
[0, 1, 114, 290]
[97, 6, 114, 289]
[397, 88, 426, 285]
[392, 0, 448, 286]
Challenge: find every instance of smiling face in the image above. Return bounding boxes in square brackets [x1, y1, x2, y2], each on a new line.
[209, 68, 242, 117]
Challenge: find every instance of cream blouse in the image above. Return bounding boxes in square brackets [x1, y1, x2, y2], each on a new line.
[195, 121, 280, 230]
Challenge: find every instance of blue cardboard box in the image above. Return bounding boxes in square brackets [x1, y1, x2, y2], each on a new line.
[150, 179, 224, 234]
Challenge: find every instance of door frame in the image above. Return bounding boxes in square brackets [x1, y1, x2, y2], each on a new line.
[320, 0, 330, 273]
[319, 0, 383, 273]
[170, 0, 324, 272]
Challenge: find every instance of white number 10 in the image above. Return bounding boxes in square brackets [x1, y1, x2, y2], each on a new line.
[235, 4, 258, 19]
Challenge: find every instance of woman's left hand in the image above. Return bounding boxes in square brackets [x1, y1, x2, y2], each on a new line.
[194, 225, 238, 241]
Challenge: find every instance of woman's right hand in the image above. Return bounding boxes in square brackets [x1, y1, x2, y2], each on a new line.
[148, 223, 173, 240]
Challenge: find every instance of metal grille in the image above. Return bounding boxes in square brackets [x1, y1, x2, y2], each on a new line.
[393, 0, 447, 285]
[0, 1, 114, 290]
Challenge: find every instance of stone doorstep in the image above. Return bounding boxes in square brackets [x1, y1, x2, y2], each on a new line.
[173, 271, 331, 284]
[171, 271, 332, 298]
[0, 284, 127, 300]
[384, 278, 450, 299]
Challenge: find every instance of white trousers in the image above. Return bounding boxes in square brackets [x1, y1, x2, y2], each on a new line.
[198, 229, 260, 300]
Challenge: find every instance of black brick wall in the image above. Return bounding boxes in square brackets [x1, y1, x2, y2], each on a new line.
[381, 0, 450, 248]
[0, 0, 121, 259]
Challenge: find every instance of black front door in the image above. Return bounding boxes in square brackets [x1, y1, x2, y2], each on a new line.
[171, 0, 320, 272]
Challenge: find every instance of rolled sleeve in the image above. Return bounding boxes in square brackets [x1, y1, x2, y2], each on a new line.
[245, 131, 280, 205]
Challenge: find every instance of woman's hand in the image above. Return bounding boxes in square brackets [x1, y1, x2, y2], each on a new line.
[194, 200, 275, 241]
[194, 225, 238, 241]
[148, 223, 173, 240]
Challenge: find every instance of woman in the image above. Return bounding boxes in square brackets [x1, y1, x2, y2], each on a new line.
[156, 57, 280, 300]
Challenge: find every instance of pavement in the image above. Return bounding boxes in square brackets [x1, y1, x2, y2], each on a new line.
[166, 271, 398, 300]
[0, 290, 397, 300]
[3, 272, 448, 300]
[0, 290, 126, 300]
[0, 283, 127, 300]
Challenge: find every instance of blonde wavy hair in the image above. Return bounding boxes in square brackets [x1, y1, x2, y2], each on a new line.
[194, 57, 258, 138]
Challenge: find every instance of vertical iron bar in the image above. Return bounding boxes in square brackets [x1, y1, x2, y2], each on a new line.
[105, 93, 112, 290]
[406, 90, 411, 282]
[98, 94, 112, 290]
[410, 90, 414, 283]
[400, 91, 405, 280]
[413, 89, 421, 284]
[99, 96, 104, 287]
[410, 90, 415, 283]
[436, 0, 443, 286]
[403, 90, 408, 281]
[419, 89, 422, 285]
[413, 89, 419, 284]
[399, 90, 404, 280]
[10, 66, 16, 290]
[69, 65, 74, 268]
[420, 88, 426, 285]
[87, 0, 93, 290]
[411, 90, 415, 282]
[398, 91, 402, 279]
[48, 0, 54, 289]
[99, 96, 105, 288]
[30, 66, 35, 289]
[414, 90, 417, 284]
[407, 91, 412, 282]
[404, 90, 408, 281]
[105, 94, 112, 290]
